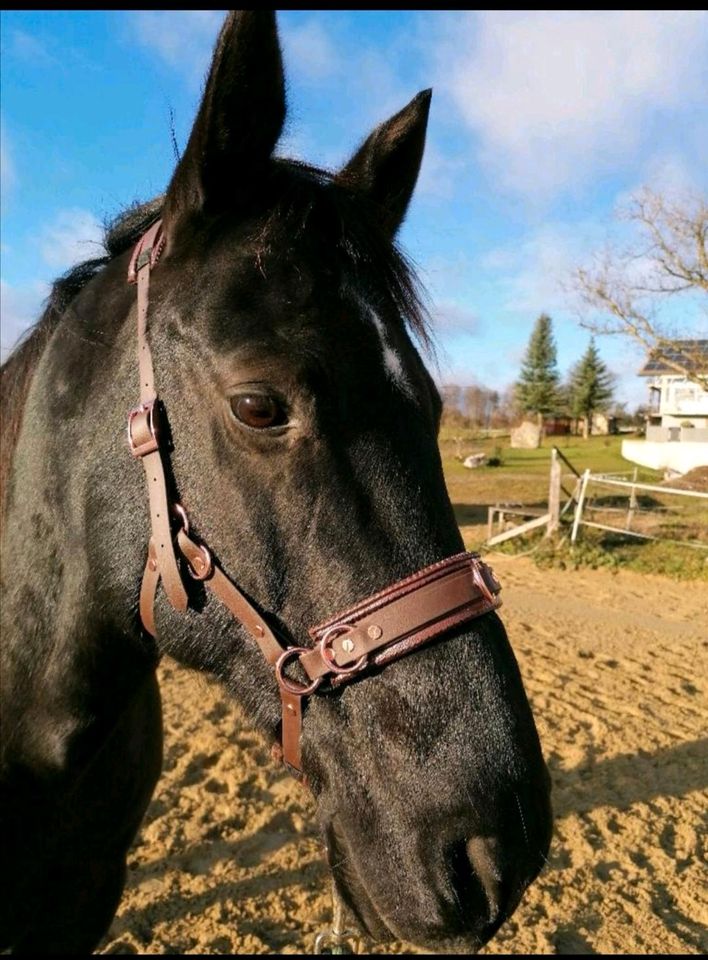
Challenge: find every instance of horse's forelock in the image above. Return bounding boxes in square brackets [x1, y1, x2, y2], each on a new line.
[254, 160, 432, 351]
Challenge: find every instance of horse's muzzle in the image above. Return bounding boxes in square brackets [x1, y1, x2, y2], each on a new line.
[324, 772, 552, 951]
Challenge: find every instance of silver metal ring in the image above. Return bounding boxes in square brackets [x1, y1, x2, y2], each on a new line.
[275, 647, 323, 697]
[319, 625, 368, 676]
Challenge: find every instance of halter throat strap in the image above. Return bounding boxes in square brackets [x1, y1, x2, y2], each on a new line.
[126, 219, 503, 778]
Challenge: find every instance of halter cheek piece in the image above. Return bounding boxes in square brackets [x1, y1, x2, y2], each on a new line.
[127, 220, 503, 778]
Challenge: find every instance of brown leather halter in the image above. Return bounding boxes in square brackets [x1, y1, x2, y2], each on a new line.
[126, 219, 503, 778]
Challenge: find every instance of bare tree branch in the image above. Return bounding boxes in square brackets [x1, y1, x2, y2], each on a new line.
[571, 187, 708, 389]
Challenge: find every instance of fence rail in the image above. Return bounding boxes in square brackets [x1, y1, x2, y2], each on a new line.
[485, 448, 707, 550]
[570, 469, 708, 549]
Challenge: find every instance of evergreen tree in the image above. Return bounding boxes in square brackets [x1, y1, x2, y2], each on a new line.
[515, 314, 560, 439]
[555, 380, 573, 418]
[568, 338, 614, 438]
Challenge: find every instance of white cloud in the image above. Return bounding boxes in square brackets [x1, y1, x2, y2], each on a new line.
[129, 11, 222, 87]
[481, 221, 607, 316]
[39, 209, 105, 272]
[124, 11, 422, 173]
[431, 300, 480, 335]
[0, 279, 48, 360]
[352, 48, 410, 126]
[2, 207, 104, 359]
[434, 335, 521, 391]
[417, 250, 477, 301]
[129, 11, 348, 95]
[471, 205, 707, 407]
[430, 10, 708, 199]
[282, 19, 338, 82]
[615, 153, 705, 215]
[415, 139, 467, 201]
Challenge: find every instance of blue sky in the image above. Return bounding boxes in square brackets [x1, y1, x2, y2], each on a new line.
[2, 10, 707, 408]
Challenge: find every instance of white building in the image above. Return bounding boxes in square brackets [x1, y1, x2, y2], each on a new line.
[622, 341, 708, 476]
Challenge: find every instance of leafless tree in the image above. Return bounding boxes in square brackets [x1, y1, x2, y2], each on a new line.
[572, 187, 708, 389]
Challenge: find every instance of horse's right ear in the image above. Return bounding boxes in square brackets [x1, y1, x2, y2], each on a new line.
[163, 10, 285, 230]
[336, 89, 432, 238]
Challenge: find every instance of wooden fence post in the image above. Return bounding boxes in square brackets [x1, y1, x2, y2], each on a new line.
[626, 466, 638, 530]
[571, 469, 591, 544]
[547, 447, 561, 537]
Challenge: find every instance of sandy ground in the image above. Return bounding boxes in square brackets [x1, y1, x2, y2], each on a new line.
[100, 557, 707, 955]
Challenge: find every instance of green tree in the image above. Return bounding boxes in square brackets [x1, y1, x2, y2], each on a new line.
[568, 338, 614, 438]
[555, 380, 573, 417]
[515, 313, 560, 441]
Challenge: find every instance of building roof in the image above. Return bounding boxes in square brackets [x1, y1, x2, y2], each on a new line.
[638, 340, 708, 376]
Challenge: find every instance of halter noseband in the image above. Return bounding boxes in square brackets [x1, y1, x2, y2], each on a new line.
[126, 220, 502, 778]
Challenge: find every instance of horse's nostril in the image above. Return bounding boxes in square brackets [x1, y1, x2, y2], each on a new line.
[447, 837, 502, 927]
[465, 837, 502, 919]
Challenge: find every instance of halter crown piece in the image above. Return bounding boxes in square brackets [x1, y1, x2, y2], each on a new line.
[126, 220, 503, 778]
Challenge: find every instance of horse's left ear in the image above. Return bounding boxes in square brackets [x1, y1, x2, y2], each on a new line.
[337, 89, 432, 237]
[163, 10, 285, 228]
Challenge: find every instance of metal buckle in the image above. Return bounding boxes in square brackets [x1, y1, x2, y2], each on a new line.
[187, 542, 213, 580]
[127, 399, 159, 457]
[173, 502, 190, 535]
[173, 503, 213, 580]
[275, 647, 323, 697]
[319, 624, 368, 676]
[471, 559, 497, 605]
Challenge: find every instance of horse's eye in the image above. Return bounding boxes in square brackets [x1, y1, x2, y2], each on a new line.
[230, 394, 286, 430]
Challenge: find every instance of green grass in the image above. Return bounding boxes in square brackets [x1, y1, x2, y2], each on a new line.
[439, 432, 708, 580]
[443, 435, 659, 518]
[441, 431, 653, 479]
[488, 530, 708, 581]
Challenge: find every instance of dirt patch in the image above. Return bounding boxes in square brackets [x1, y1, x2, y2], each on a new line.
[100, 558, 707, 955]
[664, 465, 708, 493]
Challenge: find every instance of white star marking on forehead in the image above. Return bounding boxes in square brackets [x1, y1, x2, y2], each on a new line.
[361, 301, 415, 400]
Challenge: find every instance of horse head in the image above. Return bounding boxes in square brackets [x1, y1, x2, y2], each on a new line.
[1, 10, 551, 953]
[120, 11, 552, 950]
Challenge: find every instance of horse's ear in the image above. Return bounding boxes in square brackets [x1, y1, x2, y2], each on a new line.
[337, 89, 432, 237]
[163, 10, 285, 227]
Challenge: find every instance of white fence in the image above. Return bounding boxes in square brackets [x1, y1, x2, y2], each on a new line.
[485, 449, 708, 550]
[487, 447, 576, 546]
[570, 470, 708, 549]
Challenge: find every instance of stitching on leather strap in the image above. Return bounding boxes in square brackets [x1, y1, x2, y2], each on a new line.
[300, 555, 501, 682]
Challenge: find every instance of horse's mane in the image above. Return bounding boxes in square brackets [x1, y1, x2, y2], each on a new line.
[0, 196, 163, 515]
[0, 162, 431, 518]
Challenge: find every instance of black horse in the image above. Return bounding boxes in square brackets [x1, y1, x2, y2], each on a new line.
[0, 11, 551, 955]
